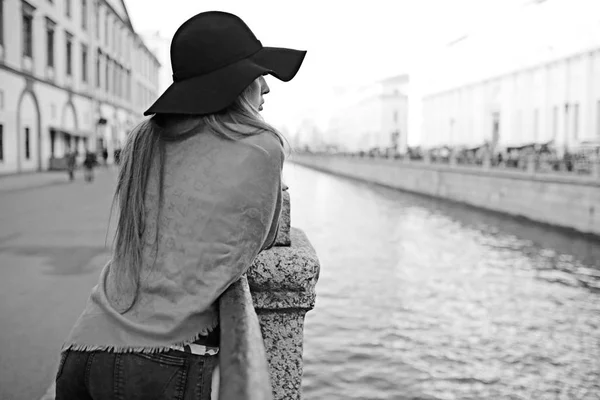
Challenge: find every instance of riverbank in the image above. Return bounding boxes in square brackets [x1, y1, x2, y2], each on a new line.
[289, 153, 600, 237]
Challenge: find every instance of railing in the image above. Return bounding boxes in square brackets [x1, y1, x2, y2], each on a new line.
[218, 275, 274, 400]
[307, 150, 600, 180]
[217, 188, 320, 400]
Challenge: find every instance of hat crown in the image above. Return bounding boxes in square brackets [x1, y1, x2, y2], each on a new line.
[171, 12, 262, 82]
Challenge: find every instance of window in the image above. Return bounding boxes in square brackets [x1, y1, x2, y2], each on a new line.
[22, 2, 35, 58]
[0, 124, 3, 162]
[105, 57, 110, 92]
[112, 23, 116, 52]
[81, 44, 88, 82]
[50, 129, 56, 156]
[492, 112, 500, 145]
[118, 67, 121, 97]
[45, 18, 55, 67]
[115, 66, 119, 97]
[113, 62, 118, 95]
[104, 12, 108, 45]
[573, 103, 579, 140]
[96, 49, 101, 87]
[65, 32, 73, 76]
[25, 127, 30, 160]
[81, 0, 87, 30]
[65, 0, 71, 18]
[126, 69, 131, 100]
[1, 0, 4, 47]
[95, 2, 99, 38]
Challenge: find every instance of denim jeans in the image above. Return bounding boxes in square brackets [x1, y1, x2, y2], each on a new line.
[55, 349, 216, 400]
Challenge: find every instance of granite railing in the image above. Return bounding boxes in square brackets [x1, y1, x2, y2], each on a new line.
[218, 188, 321, 400]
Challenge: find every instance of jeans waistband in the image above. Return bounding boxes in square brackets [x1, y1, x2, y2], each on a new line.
[169, 344, 219, 356]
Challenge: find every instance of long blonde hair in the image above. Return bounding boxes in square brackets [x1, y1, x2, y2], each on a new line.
[110, 80, 283, 313]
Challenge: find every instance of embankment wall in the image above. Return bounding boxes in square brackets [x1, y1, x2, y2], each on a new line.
[290, 154, 600, 237]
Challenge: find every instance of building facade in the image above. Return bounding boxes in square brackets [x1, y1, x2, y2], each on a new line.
[420, 0, 600, 151]
[324, 74, 409, 154]
[0, 0, 160, 174]
[140, 30, 170, 94]
[422, 47, 600, 151]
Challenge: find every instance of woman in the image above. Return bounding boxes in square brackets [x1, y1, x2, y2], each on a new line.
[55, 11, 305, 400]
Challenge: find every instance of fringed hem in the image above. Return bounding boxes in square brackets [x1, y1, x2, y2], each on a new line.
[61, 318, 219, 355]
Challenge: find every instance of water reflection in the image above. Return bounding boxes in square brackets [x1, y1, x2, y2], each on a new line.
[285, 163, 600, 400]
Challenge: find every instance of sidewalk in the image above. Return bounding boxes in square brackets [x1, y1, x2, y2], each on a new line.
[0, 171, 71, 193]
[0, 167, 116, 193]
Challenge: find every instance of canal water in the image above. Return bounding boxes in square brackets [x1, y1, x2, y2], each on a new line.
[285, 163, 600, 400]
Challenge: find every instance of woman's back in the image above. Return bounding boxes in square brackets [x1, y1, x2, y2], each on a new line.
[64, 127, 283, 352]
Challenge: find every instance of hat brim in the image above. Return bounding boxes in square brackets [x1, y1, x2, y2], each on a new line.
[144, 47, 306, 116]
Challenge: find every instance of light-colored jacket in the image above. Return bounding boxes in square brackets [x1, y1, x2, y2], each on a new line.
[63, 128, 283, 353]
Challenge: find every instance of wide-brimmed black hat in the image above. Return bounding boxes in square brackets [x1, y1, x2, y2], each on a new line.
[144, 11, 307, 116]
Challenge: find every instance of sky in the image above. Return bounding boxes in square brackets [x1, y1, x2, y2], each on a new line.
[124, 0, 600, 142]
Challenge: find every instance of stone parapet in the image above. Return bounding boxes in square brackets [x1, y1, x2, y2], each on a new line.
[248, 228, 320, 400]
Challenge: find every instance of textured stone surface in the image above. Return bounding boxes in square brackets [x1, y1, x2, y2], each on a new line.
[274, 189, 291, 247]
[256, 312, 306, 400]
[248, 227, 320, 400]
[251, 291, 316, 311]
[248, 228, 320, 294]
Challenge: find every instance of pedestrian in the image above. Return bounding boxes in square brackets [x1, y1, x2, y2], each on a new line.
[113, 148, 121, 165]
[83, 151, 95, 182]
[55, 11, 305, 400]
[102, 147, 109, 166]
[65, 149, 76, 181]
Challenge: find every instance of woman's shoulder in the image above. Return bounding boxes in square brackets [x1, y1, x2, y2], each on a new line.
[238, 129, 284, 162]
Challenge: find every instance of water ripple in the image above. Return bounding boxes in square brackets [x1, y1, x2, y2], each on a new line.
[287, 164, 600, 400]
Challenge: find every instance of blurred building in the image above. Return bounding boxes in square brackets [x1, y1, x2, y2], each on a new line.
[0, 0, 160, 174]
[140, 30, 170, 93]
[291, 117, 326, 152]
[421, 0, 600, 151]
[325, 74, 409, 154]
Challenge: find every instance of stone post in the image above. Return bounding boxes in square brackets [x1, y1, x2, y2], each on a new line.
[247, 187, 320, 400]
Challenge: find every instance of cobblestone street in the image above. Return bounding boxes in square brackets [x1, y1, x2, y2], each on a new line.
[0, 167, 118, 400]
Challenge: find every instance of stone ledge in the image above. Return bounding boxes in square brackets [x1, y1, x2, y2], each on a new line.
[292, 153, 600, 187]
[251, 291, 316, 311]
[248, 228, 320, 294]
